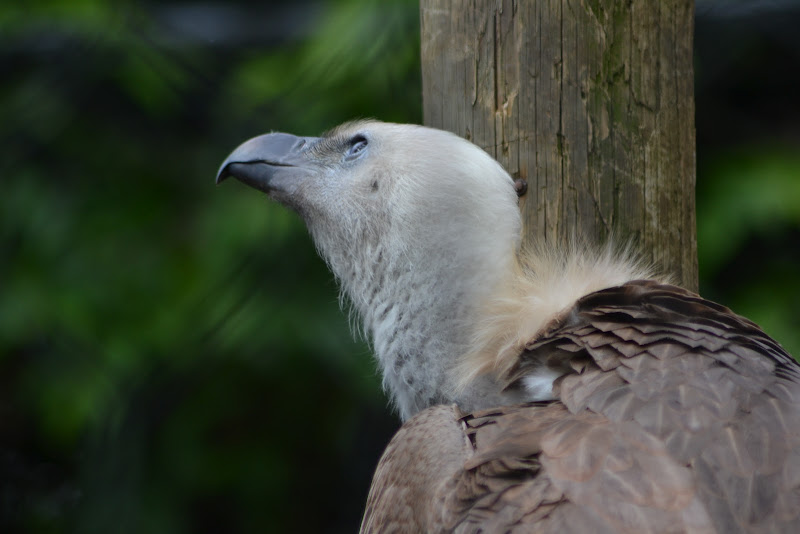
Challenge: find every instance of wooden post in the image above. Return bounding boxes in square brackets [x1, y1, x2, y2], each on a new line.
[420, 0, 698, 291]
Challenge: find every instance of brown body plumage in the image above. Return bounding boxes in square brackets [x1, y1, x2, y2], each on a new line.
[362, 281, 800, 533]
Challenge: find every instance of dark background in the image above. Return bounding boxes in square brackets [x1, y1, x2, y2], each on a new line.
[2, 1, 799, 532]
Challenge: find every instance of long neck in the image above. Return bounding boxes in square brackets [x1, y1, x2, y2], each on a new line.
[335, 234, 515, 420]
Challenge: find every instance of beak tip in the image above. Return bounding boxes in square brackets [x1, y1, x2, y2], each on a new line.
[215, 164, 230, 185]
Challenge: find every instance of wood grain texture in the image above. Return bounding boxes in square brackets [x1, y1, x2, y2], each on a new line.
[420, 0, 698, 290]
[360, 282, 800, 532]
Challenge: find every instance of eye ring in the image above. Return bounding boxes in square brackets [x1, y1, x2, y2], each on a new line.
[345, 135, 368, 161]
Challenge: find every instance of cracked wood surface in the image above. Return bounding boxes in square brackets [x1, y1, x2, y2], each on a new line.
[421, 0, 697, 290]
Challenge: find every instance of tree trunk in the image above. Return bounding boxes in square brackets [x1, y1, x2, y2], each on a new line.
[420, 0, 698, 291]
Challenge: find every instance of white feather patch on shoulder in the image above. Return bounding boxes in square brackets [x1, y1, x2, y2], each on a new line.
[521, 367, 564, 401]
[453, 240, 671, 394]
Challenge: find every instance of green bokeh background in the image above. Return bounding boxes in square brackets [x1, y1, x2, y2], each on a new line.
[2, 1, 799, 532]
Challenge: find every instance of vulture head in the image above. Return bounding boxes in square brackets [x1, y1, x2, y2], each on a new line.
[218, 121, 527, 418]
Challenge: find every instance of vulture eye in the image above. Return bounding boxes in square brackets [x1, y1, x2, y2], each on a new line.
[345, 135, 368, 161]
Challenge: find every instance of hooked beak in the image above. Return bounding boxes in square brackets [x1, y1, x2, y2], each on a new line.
[216, 133, 321, 195]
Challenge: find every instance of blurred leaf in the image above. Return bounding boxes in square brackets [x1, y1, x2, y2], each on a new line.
[697, 146, 800, 357]
[698, 145, 800, 275]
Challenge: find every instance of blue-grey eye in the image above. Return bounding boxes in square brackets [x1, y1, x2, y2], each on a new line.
[345, 136, 368, 161]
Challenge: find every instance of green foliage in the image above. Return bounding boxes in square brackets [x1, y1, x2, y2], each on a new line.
[697, 145, 800, 357]
[1, 1, 418, 532]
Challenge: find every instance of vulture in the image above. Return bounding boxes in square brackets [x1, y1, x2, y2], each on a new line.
[217, 120, 800, 533]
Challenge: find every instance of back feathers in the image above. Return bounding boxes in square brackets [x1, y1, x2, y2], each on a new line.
[362, 280, 800, 533]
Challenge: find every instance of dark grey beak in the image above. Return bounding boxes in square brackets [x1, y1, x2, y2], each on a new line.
[216, 133, 321, 194]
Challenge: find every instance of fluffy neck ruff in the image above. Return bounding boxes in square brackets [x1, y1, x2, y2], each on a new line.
[454, 242, 668, 395]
